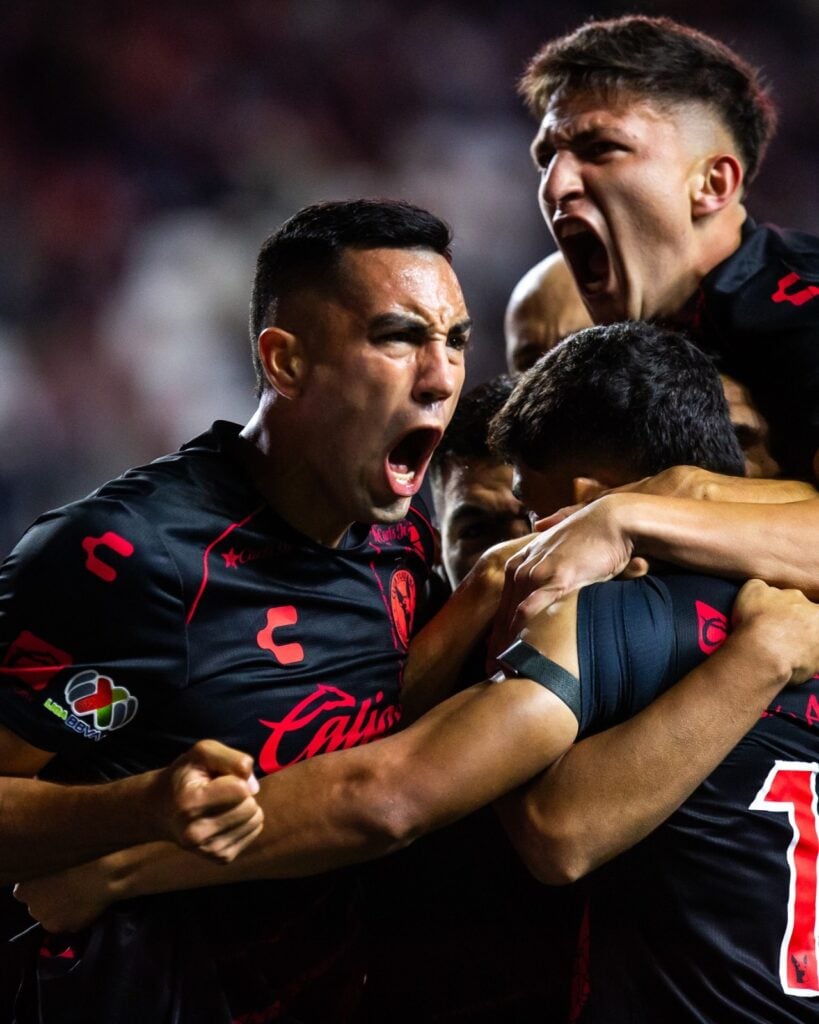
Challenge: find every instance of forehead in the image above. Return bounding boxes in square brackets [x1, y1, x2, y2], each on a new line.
[333, 246, 467, 321]
[436, 457, 517, 514]
[535, 89, 681, 148]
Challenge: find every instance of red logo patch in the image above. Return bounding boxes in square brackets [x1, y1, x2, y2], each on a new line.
[82, 531, 134, 583]
[696, 600, 729, 655]
[257, 606, 304, 665]
[390, 569, 416, 649]
[0, 631, 73, 691]
[771, 272, 819, 308]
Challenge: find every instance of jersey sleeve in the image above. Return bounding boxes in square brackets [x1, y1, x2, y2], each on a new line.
[575, 573, 740, 739]
[0, 498, 188, 755]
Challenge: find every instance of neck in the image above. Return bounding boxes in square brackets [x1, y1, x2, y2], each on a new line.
[694, 202, 747, 284]
[239, 405, 352, 548]
[655, 203, 746, 321]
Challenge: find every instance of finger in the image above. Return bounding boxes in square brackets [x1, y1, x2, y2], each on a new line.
[194, 807, 264, 863]
[184, 740, 258, 786]
[176, 775, 262, 831]
[181, 793, 263, 849]
[533, 505, 580, 531]
[196, 810, 265, 863]
[509, 587, 561, 636]
[618, 556, 650, 580]
[494, 571, 523, 656]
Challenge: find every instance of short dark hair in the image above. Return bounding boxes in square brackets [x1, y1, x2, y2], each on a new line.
[489, 322, 746, 479]
[249, 199, 453, 395]
[521, 15, 776, 184]
[430, 375, 516, 490]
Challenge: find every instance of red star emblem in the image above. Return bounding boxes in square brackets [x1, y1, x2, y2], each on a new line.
[222, 548, 241, 569]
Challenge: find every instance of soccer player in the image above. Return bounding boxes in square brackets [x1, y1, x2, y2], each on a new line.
[504, 251, 591, 374]
[489, 322, 819, 1021]
[429, 376, 530, 589]
[501, 14, 819, 616]
[0, 198, 493, 1022]
[16, 324, 819, 1024]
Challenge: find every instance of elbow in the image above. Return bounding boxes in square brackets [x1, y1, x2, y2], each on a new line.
[338, 757, 429, 858]
[513, 829, 590, 886]
[500, 801, 594, 886]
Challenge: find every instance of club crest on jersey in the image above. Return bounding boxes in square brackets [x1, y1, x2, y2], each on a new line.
[695, 600, 729, 655]
[64, 670, 138, 734]
[389, 569, 416, 649]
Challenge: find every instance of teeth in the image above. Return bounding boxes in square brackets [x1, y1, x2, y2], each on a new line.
[393, 470, 416, 485]
[558, 221, 589, 239]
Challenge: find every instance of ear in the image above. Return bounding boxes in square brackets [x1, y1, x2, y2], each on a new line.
[257, 326, 306, 400]
[572, 476, 608, 504]
[690, 153, 744, 219]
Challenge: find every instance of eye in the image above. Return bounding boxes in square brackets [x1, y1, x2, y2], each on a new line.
[456, 521, 491, 541]
[447, 331, 470, 352]
[373, 331, 414, 349]
[583, 139, 623, 161]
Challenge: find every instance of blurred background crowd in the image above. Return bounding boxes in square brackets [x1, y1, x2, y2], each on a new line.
[1, 0, 818, 554]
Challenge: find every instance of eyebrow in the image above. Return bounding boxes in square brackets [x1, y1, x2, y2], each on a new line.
[531, 125, 611, 167]
[369, 313, 473, 339]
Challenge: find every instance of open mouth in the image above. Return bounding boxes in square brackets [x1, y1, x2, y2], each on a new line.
[385, 427, 441, 497]
[557, 222, 610, 296]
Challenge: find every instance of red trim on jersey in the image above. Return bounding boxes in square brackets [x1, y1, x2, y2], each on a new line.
[186, 505, 265, 624]
[409, 500, 434, 539]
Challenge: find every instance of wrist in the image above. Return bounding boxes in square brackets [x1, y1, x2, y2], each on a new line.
[721, 621, 794, 691]
[606, 492, 665, 560]
[114, 768, 170, 845]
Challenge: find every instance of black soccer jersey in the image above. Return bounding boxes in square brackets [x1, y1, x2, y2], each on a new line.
[674, 219, 819, 480]
[0, 421, 437, 1023]
[573, 572, 819, 1023]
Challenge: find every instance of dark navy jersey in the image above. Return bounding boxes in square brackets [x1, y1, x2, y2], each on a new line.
[0, 421, 437, 1023]
[573, 572, 819, 1023]
[674, 219, 819, 480]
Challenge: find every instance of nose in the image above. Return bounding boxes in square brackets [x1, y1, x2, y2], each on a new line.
[413, 341, 462, 406]
[540, 150, 584, 217]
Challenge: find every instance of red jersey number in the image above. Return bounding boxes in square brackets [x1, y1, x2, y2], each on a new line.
[750, 761, 819, 996]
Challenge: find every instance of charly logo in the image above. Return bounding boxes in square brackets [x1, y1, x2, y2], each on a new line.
[389, 569, 416, 649]
[258, 684, 401, 774]
[695, 600, 729, 655]
[64, 670, 138, 733]
[771, 272, 819, 308]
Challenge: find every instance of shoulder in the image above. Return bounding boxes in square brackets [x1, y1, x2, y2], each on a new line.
[705, 221, 819, 325]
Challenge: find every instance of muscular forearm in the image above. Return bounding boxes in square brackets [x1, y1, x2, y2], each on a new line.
[617, 494, 819, 596]
[695, 472, 817, 504]
[498, 621, 795, 884]
[0, 771, 168, 883]
[87, 679, 578, 903]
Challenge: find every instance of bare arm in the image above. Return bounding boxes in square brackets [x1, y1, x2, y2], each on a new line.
[0, 728, 262, 884]
[16, 666, 579, 932]
[498, 579, 819, 883]
[613, 465, 817, 505]
[500, 493, 819, 631]
[402, 533, 535, 720]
